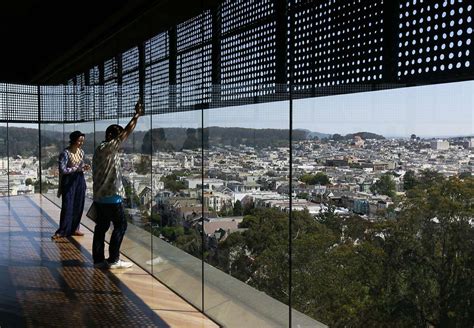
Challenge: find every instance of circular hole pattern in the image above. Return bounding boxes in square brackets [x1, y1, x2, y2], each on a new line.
[397, 0, 472, 79]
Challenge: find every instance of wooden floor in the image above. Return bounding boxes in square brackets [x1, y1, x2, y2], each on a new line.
[0, 195, 219, 328]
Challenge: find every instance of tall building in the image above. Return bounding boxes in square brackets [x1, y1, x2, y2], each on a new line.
[431, 140, 450, 150]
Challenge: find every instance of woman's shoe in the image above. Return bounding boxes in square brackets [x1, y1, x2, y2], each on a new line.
[51, 234, 64, 240]
[72, 231, 84, 236]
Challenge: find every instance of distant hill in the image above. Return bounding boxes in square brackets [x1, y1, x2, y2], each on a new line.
[331, 132, 385, 141]
[299, 129, 331, 140]
[141, 127, 309, 151]
[1, 126, 321, 157]
[344, 132, 385, 140]
[0, 126, 50, 158]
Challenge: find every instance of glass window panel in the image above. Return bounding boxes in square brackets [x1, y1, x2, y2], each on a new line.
[116, 99, 153, 270]
[149, 108, 204, 310]
[8, 123, 39, 195]
[291, 81, 474, 327]
[202, 86, 291, 326]
[40, 123, 65, 206]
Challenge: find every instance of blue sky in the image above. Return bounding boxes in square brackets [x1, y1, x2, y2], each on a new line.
[35, 80, 474, 138]
[149, 81, 474, 138]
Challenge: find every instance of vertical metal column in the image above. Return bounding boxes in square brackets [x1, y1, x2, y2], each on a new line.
[5, 94, 9, 197]
[200, 6, 206, 314]
[274, 0, 288, 87]
[382, 0, 399, 86]
[287, 0, 294, 326]
[37, 85, 42, 194]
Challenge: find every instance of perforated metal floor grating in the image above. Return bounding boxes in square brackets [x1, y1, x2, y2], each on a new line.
[0, 196, 169, 327]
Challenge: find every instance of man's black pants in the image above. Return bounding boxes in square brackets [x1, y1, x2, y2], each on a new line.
[92, 202, 127, 264]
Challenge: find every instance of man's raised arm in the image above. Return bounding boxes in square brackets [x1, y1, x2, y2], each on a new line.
[118, 98, 144, 142]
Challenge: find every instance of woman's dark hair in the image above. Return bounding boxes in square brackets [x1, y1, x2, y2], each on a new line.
[105, 124, 123, 140]
[69, 131, 85, 145]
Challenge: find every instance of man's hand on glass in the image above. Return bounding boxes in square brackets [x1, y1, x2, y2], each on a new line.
[135, 99, 144, 116]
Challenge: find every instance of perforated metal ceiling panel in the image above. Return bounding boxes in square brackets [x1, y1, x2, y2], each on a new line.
[145, 33, 169, 113]
[396, 0, 474, 81]
[40, 86, 65, 123]
[177, 12, 212, 108]
[88, 66, 102, 121]
[121, 47, 140, 118]
[4, 84, 39, 122]
[103, 57, 119, 119]
[288, 0, 385, 90]
[76, 73, 91, 121]
[0, 84, 5, 121]
[220, 0, 276, 100]
[89, 66, 100, 86]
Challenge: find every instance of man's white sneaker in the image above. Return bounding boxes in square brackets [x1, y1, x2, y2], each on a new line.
[108, 259, 133, 269]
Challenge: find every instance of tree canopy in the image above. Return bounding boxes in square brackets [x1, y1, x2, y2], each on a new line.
[207, 175, 474, 326]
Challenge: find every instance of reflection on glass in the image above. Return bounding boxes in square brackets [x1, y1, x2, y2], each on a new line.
[149, 109, 204, 309]
[203, 99, 290, 325]
[40, 123, 64, 205]
[118, 113, 152, 229]
[8, 123, 39, 195]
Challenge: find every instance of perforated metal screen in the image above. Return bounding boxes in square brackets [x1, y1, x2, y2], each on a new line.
[1, 84, 38, 122]
[1, 0, 474, 124]
[396, 0, 474, 81]
[40, 86, 64, 123]
[177, 11, 212, 108]
[221, 0, 276, 100]
[121, 47, 140, 118]
[288, 0, 385, 90]
[103, 57, 119, 120]
[145, 33, 169, 113]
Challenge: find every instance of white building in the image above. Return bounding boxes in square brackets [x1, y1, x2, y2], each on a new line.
[431, 140, 449, 150]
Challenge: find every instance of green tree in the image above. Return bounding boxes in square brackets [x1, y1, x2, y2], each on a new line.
[370, 173, 396, 198]
[296, 192, 309, 199]
[382, 176, 474, 326]
[300, 172, 330, 185]
[403, 169, 417, 191]
[233, 200, 243, 216]
[331, 133, 344, 141]
[175, 229, 202, 259]
[33, 180, 51, 193]
[237, 215, 258, 228]
[44, 156, 57, 169]
[458, 171, 472, 179]
[417, 169, 442, 189]
[210, 178, 474, 327]
[161, 226, 184, 241]
[160, 173, 186, 192]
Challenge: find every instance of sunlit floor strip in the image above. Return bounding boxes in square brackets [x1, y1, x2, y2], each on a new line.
[0, 195, 219, 328]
